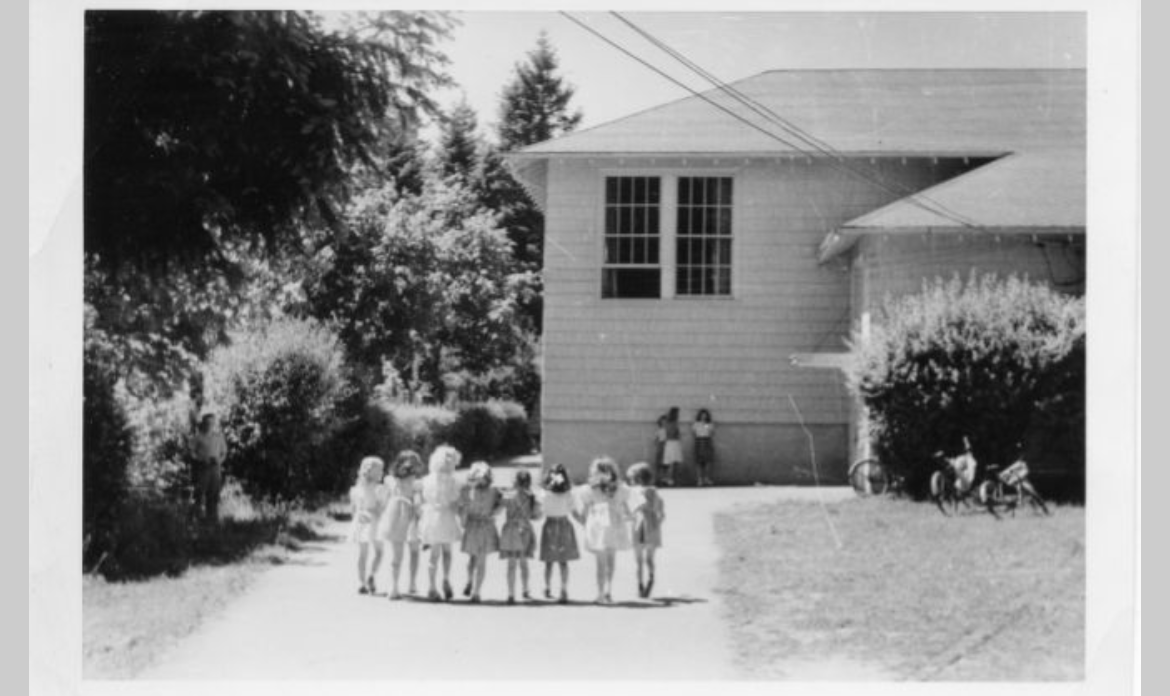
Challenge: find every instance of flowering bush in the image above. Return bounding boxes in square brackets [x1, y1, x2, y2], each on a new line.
[847, 274, 1085, 495]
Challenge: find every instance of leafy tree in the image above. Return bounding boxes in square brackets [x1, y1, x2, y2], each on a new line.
[437, 99, 482, 183]
[84, 10, 454, 270]
[304, 178, 537, 404]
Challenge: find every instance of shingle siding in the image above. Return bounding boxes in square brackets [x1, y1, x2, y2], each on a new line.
[540, 156, 953, 480]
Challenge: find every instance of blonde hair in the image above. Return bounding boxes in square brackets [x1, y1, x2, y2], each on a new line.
[357, 456, 385, 483]
[468, 461, 493, 487]
[428, 445, 460, 475]
[588, 456, 620, 495]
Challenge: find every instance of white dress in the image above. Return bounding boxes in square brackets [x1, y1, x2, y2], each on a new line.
[580, 484, 632, 553]
[418, 473, 463, 545]
[349, 482, 384, 544]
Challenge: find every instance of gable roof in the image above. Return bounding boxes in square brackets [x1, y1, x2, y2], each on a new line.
[514, 69, 1084, 157]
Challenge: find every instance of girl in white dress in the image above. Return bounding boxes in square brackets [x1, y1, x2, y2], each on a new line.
[380, 450, 423, 599]
[418, 445, 463, 601]
[349, 456, 386, 595]
[578, 456, 632, 604]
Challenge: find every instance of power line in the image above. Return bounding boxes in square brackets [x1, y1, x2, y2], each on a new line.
[608, 11, 982, 229]
[559, 11, 978, 229]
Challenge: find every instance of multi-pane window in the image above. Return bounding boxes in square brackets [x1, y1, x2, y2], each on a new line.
[602, 176, 661, 298]
[676, 177, 733, 296]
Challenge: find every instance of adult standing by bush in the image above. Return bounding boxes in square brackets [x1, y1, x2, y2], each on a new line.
[190, 411, 227, 522]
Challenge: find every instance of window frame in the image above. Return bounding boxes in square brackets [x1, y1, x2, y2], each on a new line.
[596, 168, 738, 301]
[674, 175, 735, 298]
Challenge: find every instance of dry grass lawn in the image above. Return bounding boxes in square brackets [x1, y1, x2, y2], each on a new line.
[83, 506, 335, 679]
[715, 497, 1084, 680]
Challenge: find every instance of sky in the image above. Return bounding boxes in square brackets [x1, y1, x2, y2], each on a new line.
[430, 12, 1086, 142]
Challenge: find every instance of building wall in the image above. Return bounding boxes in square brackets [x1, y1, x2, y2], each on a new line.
[541, 155, 960, 483]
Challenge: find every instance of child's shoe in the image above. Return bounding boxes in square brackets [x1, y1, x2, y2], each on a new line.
[470, 594, 482, 604]
[463, 582, 472, 597]
[506, 596, 516, 605]
[359, 585, 370, 595]
[367, 577, 377, 594]
[558, 589, 568, 604]
[427, 588, 441, 602]
[544, 587, 552, 599]
[522, 590, 531, 602]
[645, 577, 654, 598]
[443, 580, 454, 601]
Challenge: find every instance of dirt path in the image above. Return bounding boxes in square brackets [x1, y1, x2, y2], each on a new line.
[142, 479, 854, 680]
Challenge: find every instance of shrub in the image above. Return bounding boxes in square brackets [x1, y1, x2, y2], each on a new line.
[203, 319, 353, 502]
[372, 401, 457, 461]
[83, 343, 135, 570]
[368, 399, 529, 466]
[847, 274, 1085, 495]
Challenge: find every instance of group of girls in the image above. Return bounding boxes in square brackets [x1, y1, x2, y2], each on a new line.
[655, 407, 716, 487]
[348, 446, 665, 605]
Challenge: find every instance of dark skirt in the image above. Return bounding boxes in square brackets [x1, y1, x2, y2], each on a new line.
[461, 517, 499, 556]
[500, 519, 536, 559]
[539, 516, 580, 563]
[695, 437, 715, 465]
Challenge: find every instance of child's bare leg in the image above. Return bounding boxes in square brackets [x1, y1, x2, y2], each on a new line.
[357, 543, 370, 589]
[605, 550, 617, 598]
[506, 558, 517, 599]
[594, 554, 606, 600]
[519, 559, 530, 596]
[440, 545, 452, 584]
[408, 543, 420, 593]
[463, 554, 473, 596]
[544, 562, 553, 595]
[558, 561, 569, 594]
[473, 555, 488, 598]
[390, 541, 405, 595]
[634, 546, 646, 593]
[427, 545, 441, 595]
[369, 542, 384, 588]
[646, 547, 657, 596]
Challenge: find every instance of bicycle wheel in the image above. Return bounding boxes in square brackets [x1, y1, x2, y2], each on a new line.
[978, 480, 1003, 519]
[930, 471, 952, 516]
[849, 458, 888, 496]
[1023, 484, 1051, 516]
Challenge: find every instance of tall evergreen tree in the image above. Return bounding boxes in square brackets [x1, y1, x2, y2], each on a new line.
[496, 33, 583, 151]
[486, 33, 583, 331]
[437, 99, 482, 184]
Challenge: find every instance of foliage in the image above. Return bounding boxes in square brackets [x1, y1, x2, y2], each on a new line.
[487, 32, 582, 316]
[203, 319, 354, 502]
[83, 339, 136, 571]
[304, 178, 538, 403]
[84, 10, 453, 270]
[496, 32, 582, 152]
[369, 399, 530, 464]
[437, 99, 482, 183]
[122, 388, 196, 495]
[847, 274, 1085, 493]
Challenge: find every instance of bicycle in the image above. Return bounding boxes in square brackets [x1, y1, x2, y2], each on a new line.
[929, 439, 979, 516]
[977, 458, 1051, 519]
[848, 457, 906, 497]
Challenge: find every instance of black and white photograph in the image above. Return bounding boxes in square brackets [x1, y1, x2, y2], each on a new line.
[29, 4, 1139, 691]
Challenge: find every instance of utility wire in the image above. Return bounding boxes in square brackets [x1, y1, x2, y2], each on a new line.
[560, 11, 977, 229]
[609, 11, 981, 229]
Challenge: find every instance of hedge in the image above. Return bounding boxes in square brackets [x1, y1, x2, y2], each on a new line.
[366, 399, 530, 467]
[847, 273, 1085, 497]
